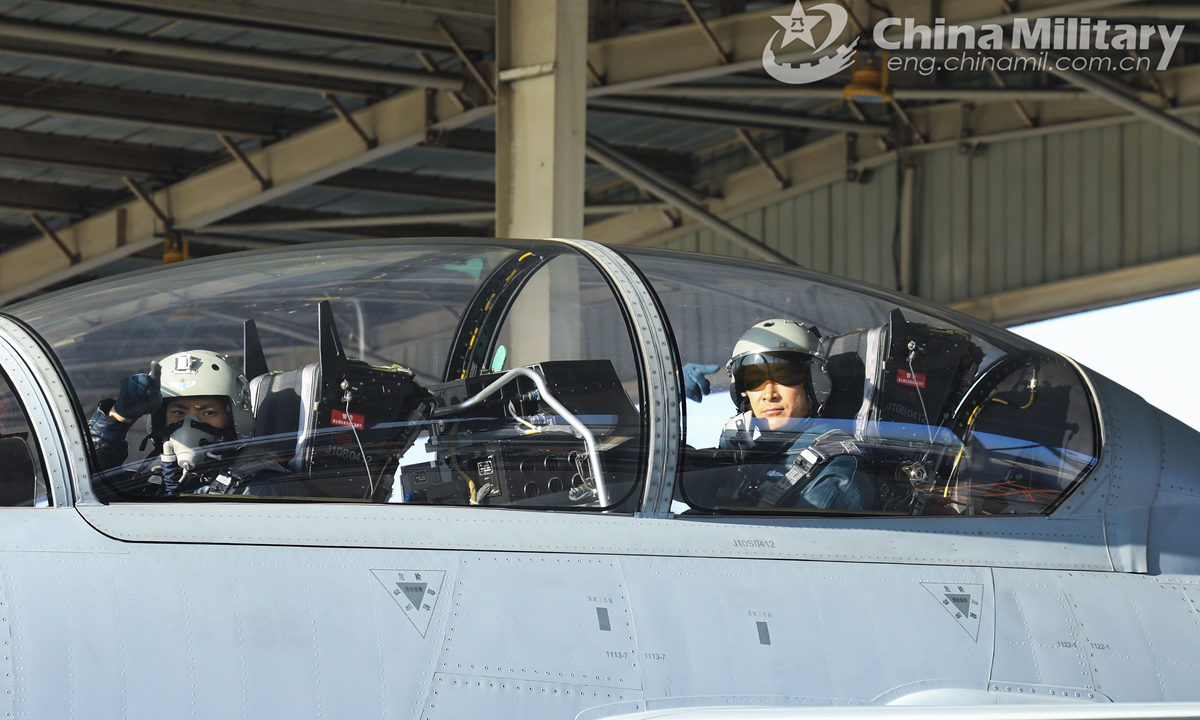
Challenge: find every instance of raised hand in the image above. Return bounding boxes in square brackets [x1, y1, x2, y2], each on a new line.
[682, 363, 721, 403]
[113, 360, 163, 421]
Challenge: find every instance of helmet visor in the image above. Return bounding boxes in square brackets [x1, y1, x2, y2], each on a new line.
[733, 353, 812, 392]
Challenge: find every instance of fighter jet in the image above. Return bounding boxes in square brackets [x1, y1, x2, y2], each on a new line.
[0, 237, 1195, 719]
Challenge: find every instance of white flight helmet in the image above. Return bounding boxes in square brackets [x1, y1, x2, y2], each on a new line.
[726, 319, 832, 414]
[151, 350, 255, 441]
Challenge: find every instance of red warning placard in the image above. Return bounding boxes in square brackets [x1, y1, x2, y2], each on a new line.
[331, 409, 365, 430]
[897, 369, 926, 389]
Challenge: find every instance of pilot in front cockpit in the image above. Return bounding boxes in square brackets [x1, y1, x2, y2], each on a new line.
[694, 319, 874, 511]
[89, 350, 283, 495]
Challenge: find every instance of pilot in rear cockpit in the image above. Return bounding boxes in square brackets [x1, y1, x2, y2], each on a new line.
[693, 319, 874, 511]
[89, 350, 284, 496]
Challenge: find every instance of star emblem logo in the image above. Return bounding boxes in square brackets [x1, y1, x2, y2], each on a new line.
[772, 0, 827, 50]
[761, 0, 857, 85]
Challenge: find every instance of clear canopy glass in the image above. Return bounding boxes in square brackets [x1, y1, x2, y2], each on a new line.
[625, 249, 1100, 517]
[7, 239, 1101, 517]
[10, 240, 646, 510]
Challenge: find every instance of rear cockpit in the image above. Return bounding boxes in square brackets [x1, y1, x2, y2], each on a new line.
[627, 249, 1100, 518]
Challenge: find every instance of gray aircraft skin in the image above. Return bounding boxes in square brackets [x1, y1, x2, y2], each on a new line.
[0, 237, 1197, 720]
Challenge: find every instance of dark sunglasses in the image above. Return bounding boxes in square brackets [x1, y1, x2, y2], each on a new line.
[735, 356, 811, 392]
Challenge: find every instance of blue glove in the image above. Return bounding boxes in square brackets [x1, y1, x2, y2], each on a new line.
[682, 363, 720, 403]
[113, 361, 162, 421]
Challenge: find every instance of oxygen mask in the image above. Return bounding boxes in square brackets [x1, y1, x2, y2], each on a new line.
[162, 414, 228, 470]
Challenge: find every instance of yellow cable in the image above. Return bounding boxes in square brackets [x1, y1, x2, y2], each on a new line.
[447, 423, 478, 504]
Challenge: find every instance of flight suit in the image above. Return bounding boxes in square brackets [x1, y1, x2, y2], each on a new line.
[719, 411, 875, 511]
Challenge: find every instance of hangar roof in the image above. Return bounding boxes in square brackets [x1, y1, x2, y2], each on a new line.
[0, 0, 1193, 299]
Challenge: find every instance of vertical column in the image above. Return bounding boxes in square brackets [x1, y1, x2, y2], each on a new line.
[899, 164, 917, 295]
[495, 0, 588, 240]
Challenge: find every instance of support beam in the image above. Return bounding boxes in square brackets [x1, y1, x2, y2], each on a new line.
[584, 202, 668, 216]
[209, 210, 495, 233]
[0, 133, 503, 205]
[908, 101, 1200, 155]
[319, 169, 496, 204]
[218, 135, 272, 190]
[588, 135, 707, 205]
[198, 207, 494, 238]
[0, 178, 127, 217]
[679, 0, 731, 64]
[0, 75, 325, 139]
[0, 88, 485, 304]
[208, 201, 668, 233]
[0, 129, 220, 178]
[322, 93, 378, 149]
[187, 234, 293, 251]
[898, 164, 917, 295]
[631, 84, 1089, 102]
[425, 127, 498, 153]
[28, 214, 80, 265]
[588, 65, 1200, 262]
[0, 36, 387, 96]
[53, 0, 495, 50]
[1007, 45, 1200, 147]
[0, 17, 462, 90]
[736, 129, 790, 189]
[495, 0, 588, 239]
[589, 96, 890, 134]
[0, 18, 463, 92]
[586, 4, 828, 97]
[987, 68, 1037, 129]
[950, 253, 1200, 327]
[701, 94, 1200, 248]
[428, 127, 696, 173]
[123, 177, 173, 229]
[436, 20, 496, 101]
[585, 134, 795, 265]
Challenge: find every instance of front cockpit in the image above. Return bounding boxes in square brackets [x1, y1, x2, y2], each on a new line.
[11, 241, 649, 510]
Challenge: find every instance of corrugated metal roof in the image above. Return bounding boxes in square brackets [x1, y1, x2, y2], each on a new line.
[366, 147, 494, 180]
[274, 185, 485, 216]
[587, 110, 732, 151]
[3, 1, 428, 69]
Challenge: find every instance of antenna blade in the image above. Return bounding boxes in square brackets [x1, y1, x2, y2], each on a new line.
[244, 319, 269, 379]
[318, 300, 347, 365]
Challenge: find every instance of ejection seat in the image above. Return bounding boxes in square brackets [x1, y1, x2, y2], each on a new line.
[240, 304, 431, 501]
[818, 309, 984, 512]
[820, 309, 984, 431]
[248, 364, 319, 475]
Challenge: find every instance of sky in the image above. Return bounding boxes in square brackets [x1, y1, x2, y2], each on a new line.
[1013, 289, 1200, 430]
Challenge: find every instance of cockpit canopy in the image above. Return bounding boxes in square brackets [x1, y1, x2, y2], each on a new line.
[6, 238, 1100, 516]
